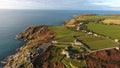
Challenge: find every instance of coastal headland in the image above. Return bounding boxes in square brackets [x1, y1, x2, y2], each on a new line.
[4, 14, 120, 68]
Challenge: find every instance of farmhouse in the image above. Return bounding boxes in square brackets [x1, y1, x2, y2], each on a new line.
[37, 43, 51, 53]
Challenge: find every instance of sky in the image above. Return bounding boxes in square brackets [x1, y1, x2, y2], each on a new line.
[0, 0, 120, 10]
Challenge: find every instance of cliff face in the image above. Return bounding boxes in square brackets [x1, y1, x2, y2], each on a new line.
[64, 19, 79, 27]
[4, 26, 61, 68]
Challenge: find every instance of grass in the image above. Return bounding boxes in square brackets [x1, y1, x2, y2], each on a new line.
[102, 16, 120, 19]
[103, 19, 120, 25]
[77, 16, 120, 20]
[49, 45, 86, 68]
[62, 57, 86, 68]
[48, 26, 77, 42]
[62, 58, 73, 68]
[87, 23, 120, 39]
[68, 46, 81, 53]
[49, 46, 64, 62]
[48, 26, 117, 50]
[71, 59, 86, 68]
[77, 16, 104, 22]
[77, 35, 116, 50]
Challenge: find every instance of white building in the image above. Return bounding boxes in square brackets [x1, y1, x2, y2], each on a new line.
[94, 34, 98, 36]
[78, 22, 84, 25]
[74, 39, 83, 45]
[114, 39, 119, 43]
[51, 40, 58, 44]
[115, 47, 120, 50]
[88, 32, 93, 35]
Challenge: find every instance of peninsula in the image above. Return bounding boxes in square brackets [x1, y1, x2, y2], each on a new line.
[4, 14, 120, 68]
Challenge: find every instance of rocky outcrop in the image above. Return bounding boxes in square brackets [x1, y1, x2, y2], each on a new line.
[64, 19, 87, 27]
[64, 19, 79, 27]
[17, 25, 55, 42]
[4, 26, 57, 68]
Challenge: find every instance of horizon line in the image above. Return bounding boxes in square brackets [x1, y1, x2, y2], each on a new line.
[0, 9, 120, 11]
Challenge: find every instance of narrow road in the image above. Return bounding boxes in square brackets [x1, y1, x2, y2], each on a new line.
[86, 47, 118, 55]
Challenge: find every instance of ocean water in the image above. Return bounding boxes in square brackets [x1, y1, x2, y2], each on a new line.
[0, 10, 120, 65]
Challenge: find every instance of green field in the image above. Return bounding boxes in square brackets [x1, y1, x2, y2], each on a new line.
[77, 16, 120, 21]
[77, 16, 104, 22]
[87, 23, 120, 39]
[102, 16, 120, 19]
[48, 46, 86, 68]
[62, 57, 86, 68]
[48, 26, 117, 50]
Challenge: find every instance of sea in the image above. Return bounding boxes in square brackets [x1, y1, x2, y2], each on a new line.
[0, 9, 120, 66]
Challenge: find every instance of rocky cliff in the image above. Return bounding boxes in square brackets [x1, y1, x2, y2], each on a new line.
[4, 25, 65, 68]
[17, 25, 55, 42]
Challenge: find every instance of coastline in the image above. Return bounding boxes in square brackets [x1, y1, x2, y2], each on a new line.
[4, 25, 56, 68]
[3, 14, 120, 68]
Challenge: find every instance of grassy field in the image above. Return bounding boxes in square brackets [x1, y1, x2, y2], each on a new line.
[48, 26, 117, 50]
[62, 57, 86, 68]
[48, 46, 86, 68]
[102, 16, 120, 19]
[77, 35, 116, 50]
[87, 23, 120, 39]
[103, 19, 120, 25]
[76, 16, 104, 22]
[48, 26, 77, 42]
[76, 16, 120, 22]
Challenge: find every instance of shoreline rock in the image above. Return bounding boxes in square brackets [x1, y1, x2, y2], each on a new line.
[4, 25, 56, 68]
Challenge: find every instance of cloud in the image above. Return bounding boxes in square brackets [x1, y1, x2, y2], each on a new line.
[93, 2, 120, 8]
[92, 0, 120, 8]
[0, 0, 90, 9]
[0, 0, 47, 9]
[0, 0, 120, 10]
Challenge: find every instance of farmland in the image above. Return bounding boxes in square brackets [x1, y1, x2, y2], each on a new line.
[48, 26, 117, 50]
[103, 19, 120, 25]
[86, 23, 120, 39]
